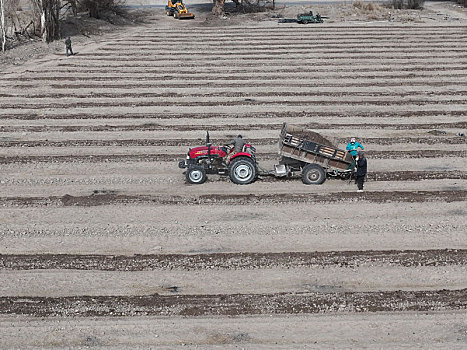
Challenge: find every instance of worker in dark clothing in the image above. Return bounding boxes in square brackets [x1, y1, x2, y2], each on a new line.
[356, 151, 367, 192]
[65, 37, 73, 57]
[228, 134, 245, 154]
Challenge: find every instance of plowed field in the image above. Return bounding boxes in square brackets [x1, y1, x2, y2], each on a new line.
[1, 4, 466, 349]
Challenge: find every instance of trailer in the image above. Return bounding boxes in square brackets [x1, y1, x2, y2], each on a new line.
[270, 123, 355, 184]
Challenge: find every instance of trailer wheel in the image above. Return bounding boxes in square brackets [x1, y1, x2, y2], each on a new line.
[229, 157, 257, 185]
[186, 166, 207, 184]
[302, 164, 326, 185]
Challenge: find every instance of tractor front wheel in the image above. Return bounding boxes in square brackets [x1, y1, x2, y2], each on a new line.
[186, 166, 207, 184]
[229, 157, 257, 185]
[302, 164, 326, 185]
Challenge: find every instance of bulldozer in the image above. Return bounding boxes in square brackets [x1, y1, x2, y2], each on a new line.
[166, 0, 195, 19]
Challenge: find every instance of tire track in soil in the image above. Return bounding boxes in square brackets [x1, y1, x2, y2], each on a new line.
[1, 289, 465, 317]
[0, 150, 464, 164]
[1, 190, 465, 208]
[1, 249, 465, 271]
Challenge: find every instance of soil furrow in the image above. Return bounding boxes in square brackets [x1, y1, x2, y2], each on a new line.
[2, 90, 466, 99]
[7, 54, 467, 65]
[110, 35, 467, 41]
[121, 33, 467, 39]
[63, 52, 467, 59]
[56, 62, 467, 69]
[38, 66, 467, 74]
[96, 47, 467, 54]
[0, 289, 465, 317]
[124, 30, 467, 36]
[129, 26, 467, 32]
[2, 136, 466, 147]
[8, 80, 459, 90]
[0, 150, 464, 164]
[2, 99, 466, 110]
[103, 41, 467, 47]
[1, 249, 465, 271]
[7, 72, 467, 81]
[37, 81, 467, 89]
[2, 110, 464, 120]
[1, 190, 464, 207]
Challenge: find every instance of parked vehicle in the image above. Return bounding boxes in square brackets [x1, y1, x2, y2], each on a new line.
[297, 11, 324, 24]
[166, 0, 195, 19]
[178, 123, 354, 185]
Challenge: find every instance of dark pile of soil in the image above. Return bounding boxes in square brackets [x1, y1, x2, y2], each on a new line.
[291, 130, 335, 147]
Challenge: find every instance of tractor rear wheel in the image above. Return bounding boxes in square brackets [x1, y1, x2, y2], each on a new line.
[186, 166, 207, 184]
[302, 164, 326, 185]
[229, 157, 257, 185]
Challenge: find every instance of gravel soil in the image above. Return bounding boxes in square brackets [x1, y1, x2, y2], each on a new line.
[0, 1, 466, 348]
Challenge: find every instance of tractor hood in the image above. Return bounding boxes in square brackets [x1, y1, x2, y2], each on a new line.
[188, 146, 227, 159]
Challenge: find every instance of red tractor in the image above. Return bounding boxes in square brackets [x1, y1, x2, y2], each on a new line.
[178, 133, 258, 185]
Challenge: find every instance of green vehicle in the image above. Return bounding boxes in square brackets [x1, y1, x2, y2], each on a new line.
[297, 11, 324, 24]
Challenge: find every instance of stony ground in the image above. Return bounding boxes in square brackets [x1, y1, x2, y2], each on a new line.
[0, 1, 466, 349]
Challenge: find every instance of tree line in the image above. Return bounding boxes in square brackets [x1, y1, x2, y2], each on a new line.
[0, 0, 124, 51]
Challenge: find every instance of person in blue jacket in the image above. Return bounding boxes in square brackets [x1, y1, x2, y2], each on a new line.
[346, 137, 364, 158]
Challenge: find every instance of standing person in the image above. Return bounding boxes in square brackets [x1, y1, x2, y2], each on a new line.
[65, 37, 73, 57]
[228, 134, 245, 154]
[346, 137, 364, 158]
[356, 151, 367, 192]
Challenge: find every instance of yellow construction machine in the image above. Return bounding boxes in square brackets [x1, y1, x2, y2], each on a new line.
[166, 0, 195, 19]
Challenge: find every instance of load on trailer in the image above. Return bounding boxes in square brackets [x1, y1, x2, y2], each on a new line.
[166, 0, 195, 19]
[273, 123, 354, 184]
[178, 123, 355, 185]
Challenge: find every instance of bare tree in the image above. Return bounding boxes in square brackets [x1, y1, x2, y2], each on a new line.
[29, 0, 60, 43]
[0, 0, 6, 52]
[78, 0, 126, 19]
[212, 0, 225, 16]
